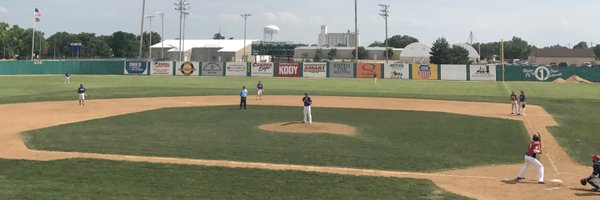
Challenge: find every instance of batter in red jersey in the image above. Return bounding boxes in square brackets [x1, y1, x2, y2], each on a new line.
[515, 134, 544, 184]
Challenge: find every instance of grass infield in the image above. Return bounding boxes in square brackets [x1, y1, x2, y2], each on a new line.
[0, 159, 470, 200]
[24, 106, 529, 172]
[4, 75, 599, 164]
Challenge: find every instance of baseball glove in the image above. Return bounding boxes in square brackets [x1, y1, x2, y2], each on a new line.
[581, 178, 588, 186]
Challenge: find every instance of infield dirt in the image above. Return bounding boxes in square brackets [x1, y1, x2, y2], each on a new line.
[0, 95, 595, 199]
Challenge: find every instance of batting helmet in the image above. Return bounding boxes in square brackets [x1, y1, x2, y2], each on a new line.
[593, 155, 600, 162]
[532, 134, 540, 141]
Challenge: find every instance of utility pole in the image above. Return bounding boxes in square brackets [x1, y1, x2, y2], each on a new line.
[174, 0, 190, 61]
[354, 0, 359, 63]
[146, 15, 155, 60]
[157, 12, 165, 59]
[241, 13, 252, 62]
[139, 0, 146, 58]
[379, 4, 390, 63]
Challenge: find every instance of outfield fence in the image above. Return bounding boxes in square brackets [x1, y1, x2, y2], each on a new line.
[1, 60, 599, 82]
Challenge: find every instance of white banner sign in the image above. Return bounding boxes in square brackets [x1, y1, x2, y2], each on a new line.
[225, 62, 248, 76]
[384, 63, 409, 79]
[302, 62, 327, 78]
[470, 65, 496, 81]
[175, 62, 200, 76]
[251, 62, 274, 77]
[151, 61, 174, 75]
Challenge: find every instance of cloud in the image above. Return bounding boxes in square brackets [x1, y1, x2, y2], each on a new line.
[264, 12, 300, 23]
[0, 6, 8, 13]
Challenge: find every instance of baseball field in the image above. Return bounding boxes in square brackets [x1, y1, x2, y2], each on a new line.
[1, 75, 600, 199]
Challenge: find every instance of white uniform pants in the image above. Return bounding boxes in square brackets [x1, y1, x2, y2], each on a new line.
[518, 155, 544, 182]
[519, 102, 526, 115]
[511, 100, 518, 114]
[303, 106, 312, 123]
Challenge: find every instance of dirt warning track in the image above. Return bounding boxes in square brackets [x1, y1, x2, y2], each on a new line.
[0, 96, 593, 199]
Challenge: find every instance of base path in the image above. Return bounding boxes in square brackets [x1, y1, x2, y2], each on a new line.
[0, 96, 592, 199]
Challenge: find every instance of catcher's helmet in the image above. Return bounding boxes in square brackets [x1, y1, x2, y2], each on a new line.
[593, 154, 600, 162]
[532, 134, 540, 141]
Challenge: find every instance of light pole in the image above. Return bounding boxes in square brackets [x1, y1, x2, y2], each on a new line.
[354, 0, 359, 63]
[139, 0, 146, 58]
[379, 4, 390, 63]
[156, 12, 165, 59]
[182, 11, 190, 61]
[146, 15, 155, 60]
[241, 13, 252, 62]
[174, 0, 190, 62]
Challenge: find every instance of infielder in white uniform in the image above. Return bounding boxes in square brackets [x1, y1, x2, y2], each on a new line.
[302, 92, 312, 124]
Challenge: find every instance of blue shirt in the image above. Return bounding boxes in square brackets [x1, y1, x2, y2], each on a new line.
[593, 163, 600, 176]
[240, 89, 248, 97]
[257, 83, 263, 90]
[78, 87, 85, 94]
[519, 94, 526, 102]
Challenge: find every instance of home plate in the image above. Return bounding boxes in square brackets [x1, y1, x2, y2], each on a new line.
[548, 179, 564, 186]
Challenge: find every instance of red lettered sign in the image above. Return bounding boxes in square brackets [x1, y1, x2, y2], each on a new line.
[276, 63, 300, 77]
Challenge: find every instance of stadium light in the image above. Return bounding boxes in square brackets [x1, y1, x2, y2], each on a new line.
[156, 12, 165, 59]
[379, 4, 390, 63]
[241, 13, 252, 62]
[174, 0, 191, 61]
[146, 15, 156, 60]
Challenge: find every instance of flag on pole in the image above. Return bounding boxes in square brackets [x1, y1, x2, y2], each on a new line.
[34, 8, 41, 23]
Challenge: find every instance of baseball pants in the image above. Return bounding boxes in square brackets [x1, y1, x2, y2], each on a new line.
[303, 106, 312, 123]
[518, 155, 544, 182]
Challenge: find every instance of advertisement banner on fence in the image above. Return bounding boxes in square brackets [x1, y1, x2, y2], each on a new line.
[251, 62, 274, 77]
[175, 61, 200, 76]
[151, 61, 174, 75]
[302, 62, 327, 78]
[276, 63, 300, 77]
[384, 63, 409, 79]
[441, 64, 467, 80]
[124, 61, 148, 75]
[329, 62, 354, 78]
[225, 62, 248, 76]
[411, 64, 438, 80]
[357, 63, 382, 78]
[201, 62, 224, 76]
[470, 65, 496, 81]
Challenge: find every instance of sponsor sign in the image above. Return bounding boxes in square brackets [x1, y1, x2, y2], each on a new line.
[225, 62, 248, 77]
[302, 62, 327, 78]
[384, 63, 408, 79]
[329, 62, 354, 78]
[440, 64, 467, 80]
[357, 63, 382, 78]
[251, 62, 274, 77]
[124, 61, 148, 75]
[523, 66, 562, 81]
[151, 61, 174, 75]
[411, 64, 438, 80]
[175, 61, 200, 76]
[470, 65, 496, 81]
[276, 63, 300, 77]
[202, 62, 224, 76]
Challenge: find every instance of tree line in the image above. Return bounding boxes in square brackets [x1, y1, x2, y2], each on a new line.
[0, 22, 161, 60]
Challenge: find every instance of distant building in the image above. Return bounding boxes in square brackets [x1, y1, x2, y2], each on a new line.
[399, 42, 431, 64]
[528, 48, 597, 66]
[453, 43, 481, 63]
[293, 47, 402, 61]
[318, 25, 359, 47]
[150, 39, 256, 62]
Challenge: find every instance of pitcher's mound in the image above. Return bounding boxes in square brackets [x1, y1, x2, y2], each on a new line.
[259, 122, 356, 136]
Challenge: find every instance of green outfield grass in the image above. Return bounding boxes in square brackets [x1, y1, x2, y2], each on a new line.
[24, 106, 529, 172]
[0, 159, 469, 200]
[3, 75, 600, 164]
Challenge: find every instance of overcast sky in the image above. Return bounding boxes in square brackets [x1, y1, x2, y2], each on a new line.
[1, 0, 599, 47]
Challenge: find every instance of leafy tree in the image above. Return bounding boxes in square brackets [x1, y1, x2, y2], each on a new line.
[213, 32, 225, 40]
[448, 45, 469, 64]
[573, 41, 589, 49]
[503, 36, 532, 59]
[351, 47, 369, 59]
[327, 48, 337, 60]
[384, 48, 394, 59]
[109, 31, 138, 58]
[429, 37, 451, 64]
[593, 45, 600, 58]
[547, 44, 567, 49]
[369, 41, 384, 47]
[385, 35, 419, 48]
[313, 48, 323, 61]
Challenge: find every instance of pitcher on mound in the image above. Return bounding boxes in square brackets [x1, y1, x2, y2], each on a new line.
[302, 92, 312, 124]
